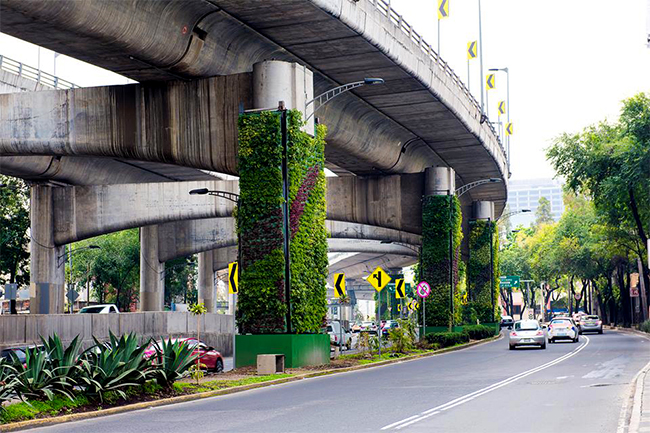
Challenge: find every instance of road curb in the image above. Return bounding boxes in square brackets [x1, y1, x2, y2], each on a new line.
[0, 334, 502, 431]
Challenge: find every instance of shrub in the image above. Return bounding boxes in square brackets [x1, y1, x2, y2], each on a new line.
[388, 319, 417, 353]
[10, 347, 67, 401]
[0, 358, 16, 406]
[640, 320, 650, 333]
[463, 325, 497, 340]
[77, 332, 153, 401]
[40, 334, 83, 398]
[425, 331, 469, 348]
[150, 338, 197, 388]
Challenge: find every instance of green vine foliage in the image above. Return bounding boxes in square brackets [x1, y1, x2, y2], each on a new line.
[468, 220, 499, 323]
[419, 195, 463, 327]
[236, 110, 328, 334]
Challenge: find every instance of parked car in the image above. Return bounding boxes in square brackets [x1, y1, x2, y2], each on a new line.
[547, 317, 579, 343]
[78, 304, 119, 314]
[508, 320, 546, 350]
[361, 321, 378, 334]
[0, 347, 27, 364]
[144, 337, 224, 372]
[578, 315, 603, 334]
[327, 321, 352, 349]
[500, 315, 514, 329]
[351, 322, 363, 333]
[381, 320, 399, 338]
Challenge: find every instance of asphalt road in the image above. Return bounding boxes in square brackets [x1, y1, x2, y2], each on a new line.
[29, 330, 650, 433]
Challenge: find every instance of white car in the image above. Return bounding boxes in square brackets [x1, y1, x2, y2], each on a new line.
[78, 304, 119, 314]
[327, 321, 352, 349]
[547, 317, 579, 343]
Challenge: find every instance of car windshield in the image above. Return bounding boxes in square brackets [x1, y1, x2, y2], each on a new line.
[585, 316, 599, 320]
[326, 326, 333, 332]
[551, 319, 571, 325]
[514, 321, 539, 331]
[79, 306, 105, 313]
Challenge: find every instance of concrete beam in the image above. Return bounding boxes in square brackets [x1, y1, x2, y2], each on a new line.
[0, 75, 252, 174]
[328, 253, 417, 281]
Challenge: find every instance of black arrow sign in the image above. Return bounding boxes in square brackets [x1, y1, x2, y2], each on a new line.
[229, 263, 238, 293]
[396, 280, 405, 298]
[335, 274, 345, 297]
[439, 0, 448, 17]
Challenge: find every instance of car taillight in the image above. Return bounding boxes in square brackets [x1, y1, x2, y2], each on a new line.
[510, 332, 517, 337]
[597, 320, 602, 325]
[536, 330, 543, 336]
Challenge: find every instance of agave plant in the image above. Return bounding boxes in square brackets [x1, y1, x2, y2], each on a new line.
[10, 346, 74, 401]
[0, 357, 17, 406]
[78, 332, 154, 401]
[40, 334, 83, 396]
[151, 338, 197, 388]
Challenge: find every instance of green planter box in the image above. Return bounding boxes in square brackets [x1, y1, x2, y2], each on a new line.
[235, 334, 330, 368]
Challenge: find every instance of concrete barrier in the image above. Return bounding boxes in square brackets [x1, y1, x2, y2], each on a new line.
[0, 312, 234, 355]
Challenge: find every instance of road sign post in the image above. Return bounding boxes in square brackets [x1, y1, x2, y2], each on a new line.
[228, 262, 239, 368]
[416, 282, 431, 340]
[368, 267, 390, 356]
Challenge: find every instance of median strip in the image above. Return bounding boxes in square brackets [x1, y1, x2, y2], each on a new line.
[0, 334, 501, 432]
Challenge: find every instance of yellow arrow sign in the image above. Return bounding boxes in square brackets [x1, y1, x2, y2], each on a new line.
[438, 0, 449, 19]
[395, 279, 406, 299]
[228, 262, 238, 294]
[498, 101, 506, 116]
[486, 74, 496, 90]
[334, 273, 346, 298]
[368, 267, 390, 292]
[467, 41, 477, 60]
[506, 122, 514, 136]
[408, 300, 420, 312]
[461, 291, 468, 305]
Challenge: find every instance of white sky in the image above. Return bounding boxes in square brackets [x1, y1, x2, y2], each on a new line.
[1, 0, 649, 180]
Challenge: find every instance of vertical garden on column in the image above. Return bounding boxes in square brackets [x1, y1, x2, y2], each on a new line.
[468, 220, 500, 323]
[235, 110, 329, 367]
[419, 195, 463, 328]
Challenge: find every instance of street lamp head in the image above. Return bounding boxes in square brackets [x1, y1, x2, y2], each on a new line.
[189, 188, 209, 195]
[488, 178, 502, 183]
[521, 209, 532, 213]
[88, 245, 101, 250]
[363, 78, 385, 86]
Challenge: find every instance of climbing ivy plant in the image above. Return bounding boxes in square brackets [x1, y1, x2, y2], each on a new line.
[468, 220, 499, 323]
[236, 110, 328, 334]
[419, 195, 463, 327]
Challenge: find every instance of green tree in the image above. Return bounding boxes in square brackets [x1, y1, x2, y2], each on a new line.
[164, 255, 198, 307]
[71, 229, 140, 311]
[548, 92, 650, 318]
[534, 197, 554, 227]
[0, 175, 30, 286]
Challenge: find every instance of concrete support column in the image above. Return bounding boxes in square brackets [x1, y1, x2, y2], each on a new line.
[198, 250, 215, 312]
[473, 201, 495, 220]
[469, 200, 498, 322]
[140, 225, 164, 311]
[253, 60, 314, 133]
[30, 185, 65, 314]
[424, 167, 456, 196]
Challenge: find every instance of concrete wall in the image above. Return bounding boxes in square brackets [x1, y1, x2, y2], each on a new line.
[0, 312, 234, 356]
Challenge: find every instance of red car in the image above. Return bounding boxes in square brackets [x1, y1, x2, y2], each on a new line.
[144, 338, 224, 373]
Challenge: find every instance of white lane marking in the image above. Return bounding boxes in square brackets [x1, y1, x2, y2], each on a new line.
[382, 336, 590, 431]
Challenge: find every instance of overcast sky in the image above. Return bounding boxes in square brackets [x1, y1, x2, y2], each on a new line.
[1, 0, 648, 180]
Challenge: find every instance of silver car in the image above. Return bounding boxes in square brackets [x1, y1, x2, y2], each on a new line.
[578, 315, 603, 334]
[508, 320, 546, 350]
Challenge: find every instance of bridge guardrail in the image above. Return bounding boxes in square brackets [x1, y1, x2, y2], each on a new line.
[0, 54, 78, 90]
[370, 0, 504, 155]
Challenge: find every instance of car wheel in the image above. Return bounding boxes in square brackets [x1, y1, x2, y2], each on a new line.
[598, 330, 603, 334]
[541, 343, 546, 349]
[509, 345, 515, 350]
[215, 358, 224, 373]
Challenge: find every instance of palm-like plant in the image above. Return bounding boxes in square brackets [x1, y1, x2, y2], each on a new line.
[40, 334, 83, 396]
[0, 357, 17, 406]
[78, 332, 153, 401]
[10, 347, 72, 401]
[151, 338, 197, 388]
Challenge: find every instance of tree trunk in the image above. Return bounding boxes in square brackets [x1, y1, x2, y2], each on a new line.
[618, 263, 631, 327]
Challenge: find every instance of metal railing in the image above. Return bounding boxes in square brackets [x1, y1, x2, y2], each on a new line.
[0, 55, 78, 90]
[369, 0, 504, 155]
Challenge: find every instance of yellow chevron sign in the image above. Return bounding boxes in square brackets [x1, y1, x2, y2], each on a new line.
[228, 262, 238, 294]
[438, 0, 449, 19]
[498, 101, 506, 116]
[334, 273, 346, 298]
[467, 41, 477, 60]
[505, 122, 514, 136]
[395, 279, 406, 299]
[486, 74, 496, 90]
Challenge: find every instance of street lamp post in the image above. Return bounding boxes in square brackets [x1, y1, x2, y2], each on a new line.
[57, 245, 100, 313]
[305, 77, 384, 122]
[489, 67, 510, 173]
[453, 178, 502, 330]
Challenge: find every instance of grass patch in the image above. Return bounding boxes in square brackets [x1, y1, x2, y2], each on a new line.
[172, 374, 293, 394]
[1, 395, 89, 424]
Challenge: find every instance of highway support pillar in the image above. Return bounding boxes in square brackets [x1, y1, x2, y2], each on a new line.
[420, 167, 462, 331]
[29, 185, 65, 314]
[140, 225, 164, 311]
[468, 201, 499, 323]
[198, 250, 215, 312]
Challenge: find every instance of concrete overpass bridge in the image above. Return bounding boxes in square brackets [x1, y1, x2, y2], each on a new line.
[0, 0, 508, 314]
